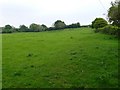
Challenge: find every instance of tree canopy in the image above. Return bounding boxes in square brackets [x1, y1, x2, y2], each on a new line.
[2, 25, 13, 33]
[41, 24, 48, 31]
[54, 20, 66, 29]
[92, 18, 108, 29]
[29, 23, 43, 32]
[4, 25, 12, 29]
[108, 0, 120, 26]
[19, 25, 29, 32]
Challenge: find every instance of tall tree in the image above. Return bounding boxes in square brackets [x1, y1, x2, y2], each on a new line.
[108, 0, 120, 26]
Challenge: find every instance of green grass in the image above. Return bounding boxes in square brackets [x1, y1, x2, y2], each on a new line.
[2, 28, 118, 88]
[0, 33, 2, 89]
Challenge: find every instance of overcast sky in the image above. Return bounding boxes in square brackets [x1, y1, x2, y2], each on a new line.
[0, 0, 115, 28]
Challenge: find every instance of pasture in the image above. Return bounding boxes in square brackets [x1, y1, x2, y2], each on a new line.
[0, 34, 2, 89]
[2, 28, 118, 88]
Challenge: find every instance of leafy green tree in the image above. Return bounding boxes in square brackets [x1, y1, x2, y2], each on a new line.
[41, 24, 48, 31]
[92, 18, 108, 29]
[76, 22, 80, 27]
[108, 0, 120, 26]
[54, 20, 66, 29]
[19, 25, 29, 32]
[4, 25, 12, 29]
[29, 23, 42, 32]
[2, 25, 13, 33]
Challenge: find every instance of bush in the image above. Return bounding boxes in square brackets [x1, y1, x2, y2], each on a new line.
[2, 28, 14, 33]
[116, 27, 120, 37]
[96, 25, 119, 37]
[92, 18, 108, 29]
[66, 22, 80, 28]
[94, 28, 101, 33]
[47, 27, 56, 31]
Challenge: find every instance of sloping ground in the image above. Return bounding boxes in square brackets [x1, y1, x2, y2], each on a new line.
[2, 28, 118, 88]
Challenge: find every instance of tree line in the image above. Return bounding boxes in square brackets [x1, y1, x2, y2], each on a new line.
[1, 20, 81, 33]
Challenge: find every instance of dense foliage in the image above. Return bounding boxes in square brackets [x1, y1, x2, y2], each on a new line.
[92, 18, 108, 29]
[95, 25, 120, 36]
[108, 0, 120, 26]
[92, 18, 119, 37]
[41, 24, 48, 31]
[66, 22, 80, 28]
[19, 25, 29, 32]
[54, 20, 66, 29]
[1, 20, 82, 33]
[2, 25, 15, 33]
[2, 24, 48, 33]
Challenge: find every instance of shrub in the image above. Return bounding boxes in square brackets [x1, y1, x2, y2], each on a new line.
[92, 18, 108, 29]
[66, 22, 80, 28]
[94, 28, 101, 33]
[47, 27, 56, 31]
[97, 25, 119, 37]
[2, 28, 13, 33]
[116, 27, 120, 37]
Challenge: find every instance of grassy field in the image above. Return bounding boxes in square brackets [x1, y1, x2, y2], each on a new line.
[0, 33, 2, 89]
[2, 28, 118, 88]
